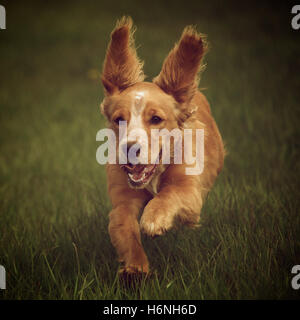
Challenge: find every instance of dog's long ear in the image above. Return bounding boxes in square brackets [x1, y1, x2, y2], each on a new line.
[153, 26, 207, 105]
[101, 16, 145, 96]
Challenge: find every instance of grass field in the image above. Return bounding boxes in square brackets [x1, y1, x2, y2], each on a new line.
[0, 0, 299, 299]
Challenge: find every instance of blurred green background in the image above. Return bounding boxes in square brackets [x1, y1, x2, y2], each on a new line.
[0, 0, 299, 299]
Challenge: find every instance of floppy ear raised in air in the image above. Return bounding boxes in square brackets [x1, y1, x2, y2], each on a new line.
[153, 26, 207, 105]
[101, 16, 145, 96]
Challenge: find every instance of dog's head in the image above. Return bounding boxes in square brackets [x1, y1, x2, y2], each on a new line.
[100, 17, 207, 189]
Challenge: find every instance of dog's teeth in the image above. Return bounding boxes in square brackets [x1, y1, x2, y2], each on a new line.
[128, 173, 144, 183]
[128, 173, 137, 181]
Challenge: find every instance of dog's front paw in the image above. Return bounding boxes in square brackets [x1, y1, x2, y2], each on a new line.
[140, 203, 174, 237]
[119, 263, 149, 275]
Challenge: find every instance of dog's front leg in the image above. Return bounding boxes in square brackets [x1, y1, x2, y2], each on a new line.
[109, 199, 150, 274]
[107, 165, 151, 274]
[140, 175, 202, 237]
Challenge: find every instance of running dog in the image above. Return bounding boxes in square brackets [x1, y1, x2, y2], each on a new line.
[100, 17, 224, 275]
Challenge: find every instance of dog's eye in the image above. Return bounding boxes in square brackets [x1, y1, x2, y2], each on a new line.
[151, 115, 163, 124]
[114, 116, 124, 124]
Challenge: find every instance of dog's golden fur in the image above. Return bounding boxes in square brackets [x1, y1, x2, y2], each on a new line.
[100, 17, 225, 274]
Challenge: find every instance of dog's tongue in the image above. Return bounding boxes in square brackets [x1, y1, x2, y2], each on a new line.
[130, 164, 146, 180]
[123, 163, 156, 182]
[132, 164, 146, 174]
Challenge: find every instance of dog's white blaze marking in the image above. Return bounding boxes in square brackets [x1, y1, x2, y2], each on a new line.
[128, 91, 146, 132]
[125, 91, 149, 163]
[132, 91, 145, 115]
[118, 91, 149, 164]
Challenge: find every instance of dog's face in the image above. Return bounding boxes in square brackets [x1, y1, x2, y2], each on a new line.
[100, 17, 206, 189]
[101, 82, 179, 188]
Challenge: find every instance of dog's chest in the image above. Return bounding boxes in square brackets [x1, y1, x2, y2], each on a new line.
[145, 174, 160, 196]
[145, 166, 166, 196]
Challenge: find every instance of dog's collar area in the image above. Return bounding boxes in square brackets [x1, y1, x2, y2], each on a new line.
[177, 104, 198, 127]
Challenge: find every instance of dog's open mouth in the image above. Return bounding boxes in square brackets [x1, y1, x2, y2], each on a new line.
[121, 163, 158, 187]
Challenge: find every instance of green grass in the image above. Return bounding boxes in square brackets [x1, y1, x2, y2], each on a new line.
[0, 0, 299, 299]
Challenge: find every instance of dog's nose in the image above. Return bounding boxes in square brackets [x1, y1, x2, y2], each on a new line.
[128, 142, 141, 157]
[121, 142, 141, 158]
